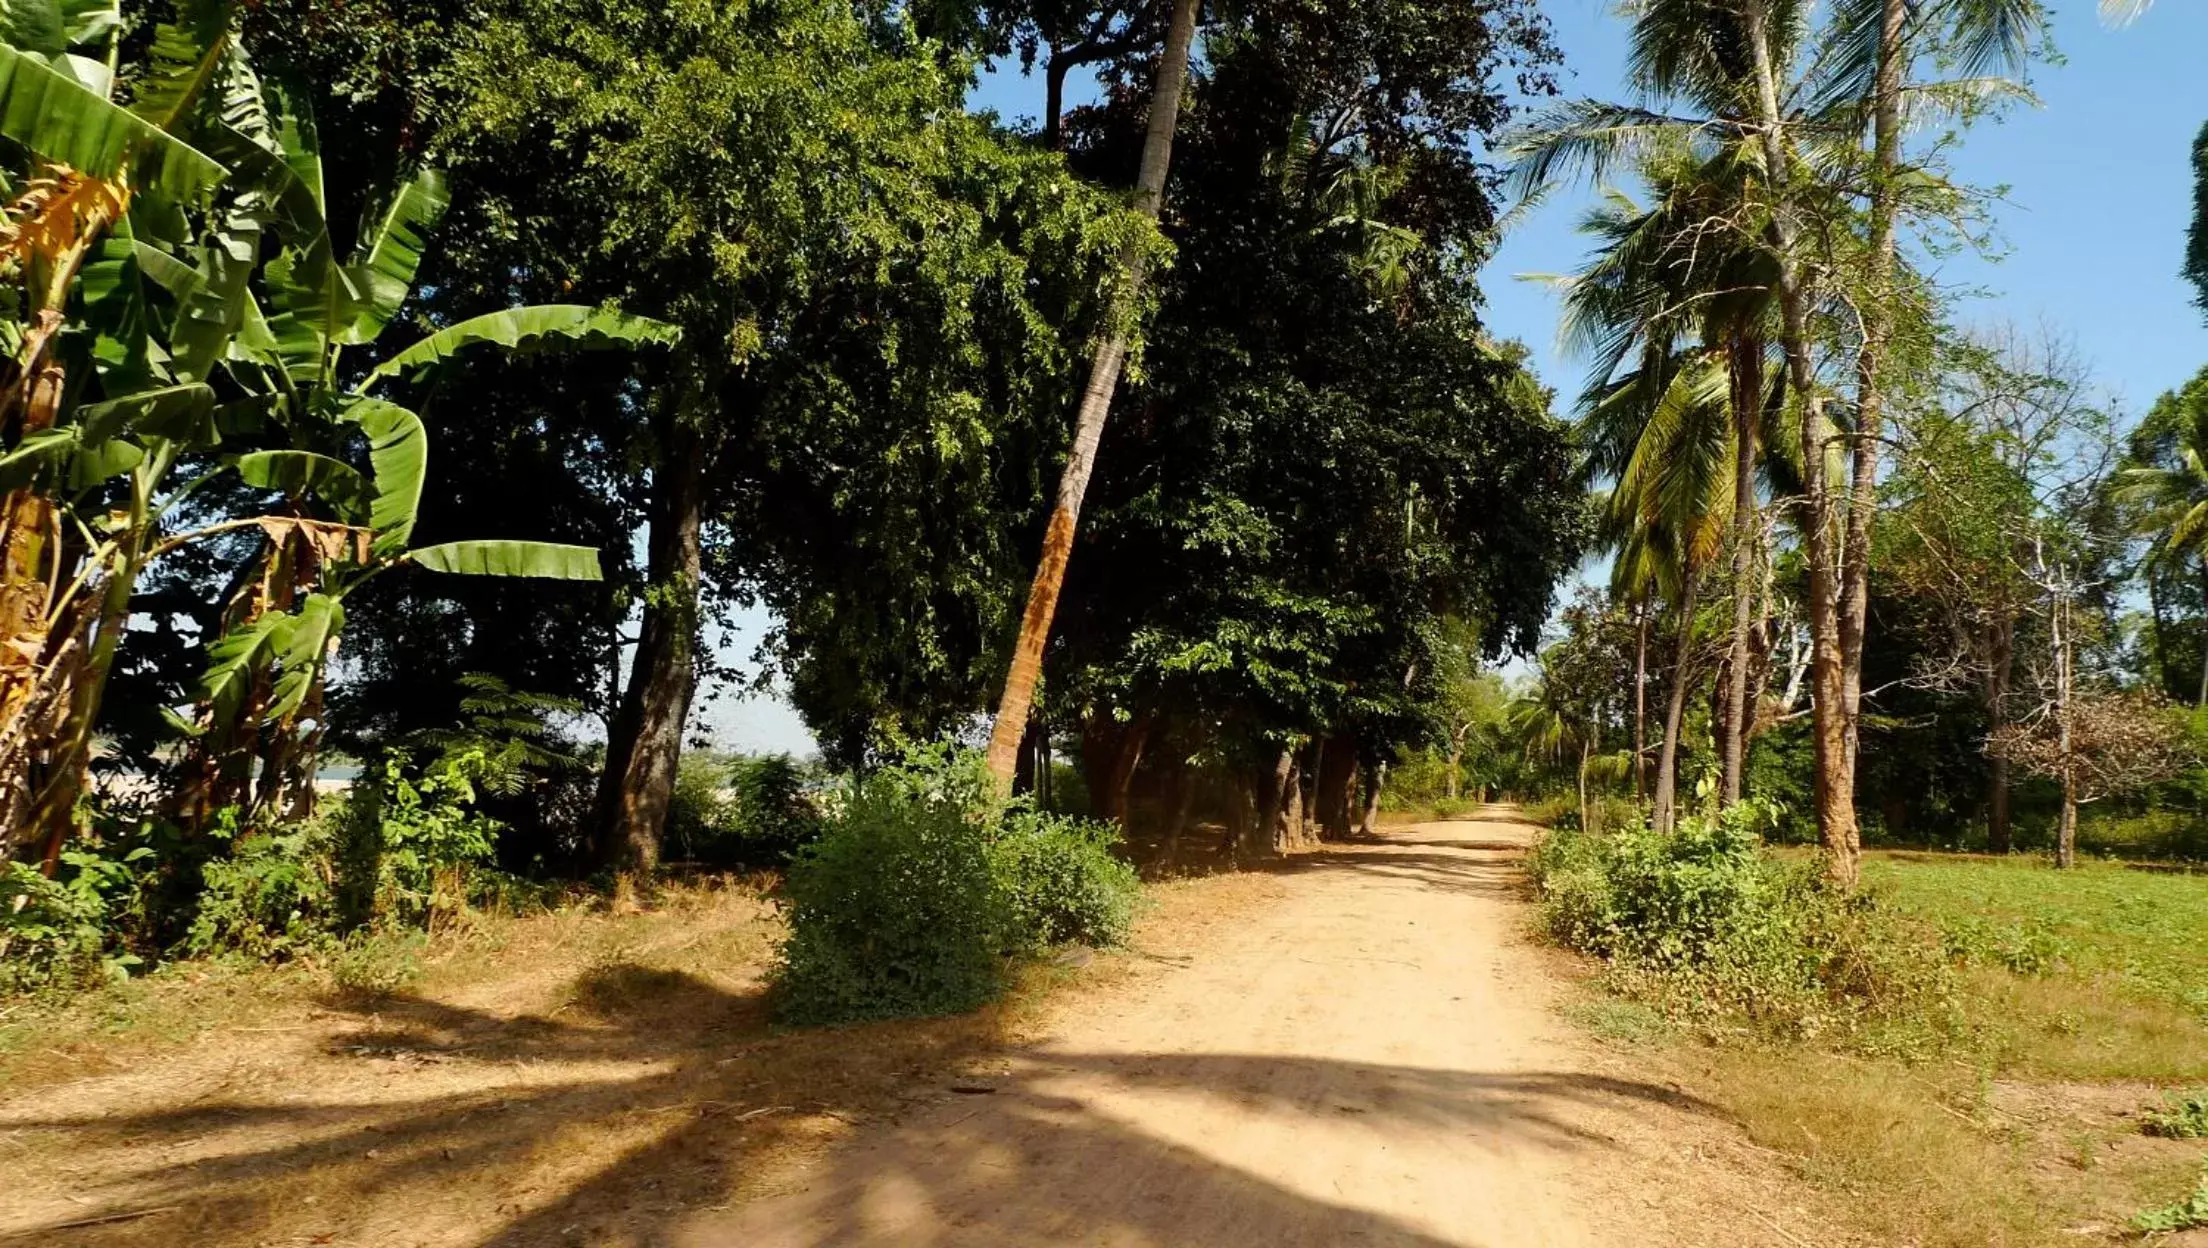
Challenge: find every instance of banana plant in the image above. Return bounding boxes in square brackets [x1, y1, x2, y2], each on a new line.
[0, 5, 678, 856]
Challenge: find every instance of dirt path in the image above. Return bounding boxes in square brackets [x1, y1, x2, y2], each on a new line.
[681, 809, 1821, 1247]
[0, 808, 1830, 1247]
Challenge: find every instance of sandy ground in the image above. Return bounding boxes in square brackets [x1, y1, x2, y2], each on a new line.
[0, 808, 1833, 1247]
[681, 808, 1829, 1248]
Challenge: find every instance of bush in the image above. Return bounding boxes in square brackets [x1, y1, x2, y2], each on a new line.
[0, 847, 149, 993]
[773, 746, 1141, 1026]
[993, 809, 1141, 951]
[667, 752, 822, 868]
[1527, 806, 1953, 1039]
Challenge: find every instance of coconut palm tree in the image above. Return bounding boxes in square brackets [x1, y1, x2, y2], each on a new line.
[2119, 404, 2208, 706]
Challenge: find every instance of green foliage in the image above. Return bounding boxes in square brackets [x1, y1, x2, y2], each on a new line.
[1528, 808, 1954, 1038]
[182, 752, 502, 959]
[0, 848, 151, 993]
[773, 747, 1140, 1026]
[992, 810, 1141, 952]
[2133, 1167, 2208, 1234]
[666, 753, 822, 868]
[2143, 1089, 2208, 1139]
[184, 817, 340, 959]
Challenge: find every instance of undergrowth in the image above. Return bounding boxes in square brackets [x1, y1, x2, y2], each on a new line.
[1526, 805, 1956, 1046]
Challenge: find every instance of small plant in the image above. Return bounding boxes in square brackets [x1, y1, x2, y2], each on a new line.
[2132, 1167, 2208, 1235]
[2143, 1089, 2208, 1139]
[0, 846, 151, 993]
[328, 931, 428, 998]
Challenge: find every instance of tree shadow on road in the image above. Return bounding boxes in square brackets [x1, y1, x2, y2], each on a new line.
[4, 951, 1720, 1248]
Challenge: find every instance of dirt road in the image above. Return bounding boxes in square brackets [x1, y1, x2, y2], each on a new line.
[0, 808, 1824, 1247]
[678, 809, 1811, 1247]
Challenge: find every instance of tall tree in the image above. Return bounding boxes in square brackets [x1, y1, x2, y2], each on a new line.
[984, 0, 1199, 790]
[443, 0, 1147, 868]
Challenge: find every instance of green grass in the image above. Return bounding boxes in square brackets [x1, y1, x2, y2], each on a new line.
[1864, 853, 2208, 1021]
[1557, 844, 2208, 1246]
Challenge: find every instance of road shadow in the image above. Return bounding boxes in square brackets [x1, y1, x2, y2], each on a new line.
[5, 966, 1716, 1247]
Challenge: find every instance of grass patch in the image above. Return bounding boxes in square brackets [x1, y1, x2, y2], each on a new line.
[1534, 822, 2208, 1247]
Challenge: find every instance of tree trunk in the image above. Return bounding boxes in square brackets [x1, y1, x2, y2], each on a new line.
[1827, 0, 1907, 885]
[1103, 716, 1151, 825]
[1651, 566, 1701, 835]
[1720, 332, 1763, 808]
[597, 417, 708, 879]
[2196, 558, 2208, 707]
[2056, 777, 2078, 870]
[1632, 600, 1650, 802]
[1316, 740, 1356, 841]
[1359, 760, 1386, 835]
[984, 0, 1200, 789]
[2052, 578, 2077, 869]
[1163, 762, 1195, 871]
[1985, 615, 2015, 854]
[1743, 0, 1856, 886]
[1257, 746, 1292, 855]
[1279, 754, 1304, 848]
[1044, 54, 1070, 152]
[1301, 737, 1322, 833]
[1577, 737, 1591, 835]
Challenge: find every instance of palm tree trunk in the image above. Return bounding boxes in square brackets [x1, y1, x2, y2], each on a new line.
[1651, 565, 1701, 834]
[1576, 737, 1591, 835]
[2195, 557, 2208, 706]
[1720, 332, 1762, 808]
[1633, 600, 1650, 801]
[1742, 0, 1856, 885]
[984, 0, 1200, 789]
[1827, 0, 1908, 885]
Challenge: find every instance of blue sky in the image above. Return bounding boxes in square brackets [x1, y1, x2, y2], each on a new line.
[701, 0, 2208, 755]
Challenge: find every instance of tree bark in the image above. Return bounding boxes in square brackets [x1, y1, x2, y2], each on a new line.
[597, 417, 707, 878]
[1103, 716, 1151, 825]
[1316, 740, 1356, 841]
[2196, 558, 2208, 707]
[1279, 754, 1304, 848]
[1720, 332, 1763, 808]
[1257, 746, 1292, 855]
[1359, 760, 1386, 835]
[1632, 599, 1650, 802]
[1044, 54, 1070, 152]
[1827, 0, 1907, 885]
[985, 0, 1200, 789]
[1743, 0, 1856, 885]
[1577, 737, 1592, 835]
[1651, 565, 1701, 835]
[1986, 614, 2015, 854]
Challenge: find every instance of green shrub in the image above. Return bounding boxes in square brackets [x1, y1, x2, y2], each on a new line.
[2144, 1089, 2208, 1139]
[0, 847, 150, 993]
[993, 809, 1140, 951]
[184, 752, 502, 959]
[1527, 807, 1952, 1038]
[185, 818, 340, 958]
[667, 752, 822, 867]
[773, 746, 1141, 1026]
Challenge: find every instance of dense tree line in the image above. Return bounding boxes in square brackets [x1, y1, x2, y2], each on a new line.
[0, 0, 1583, 921]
